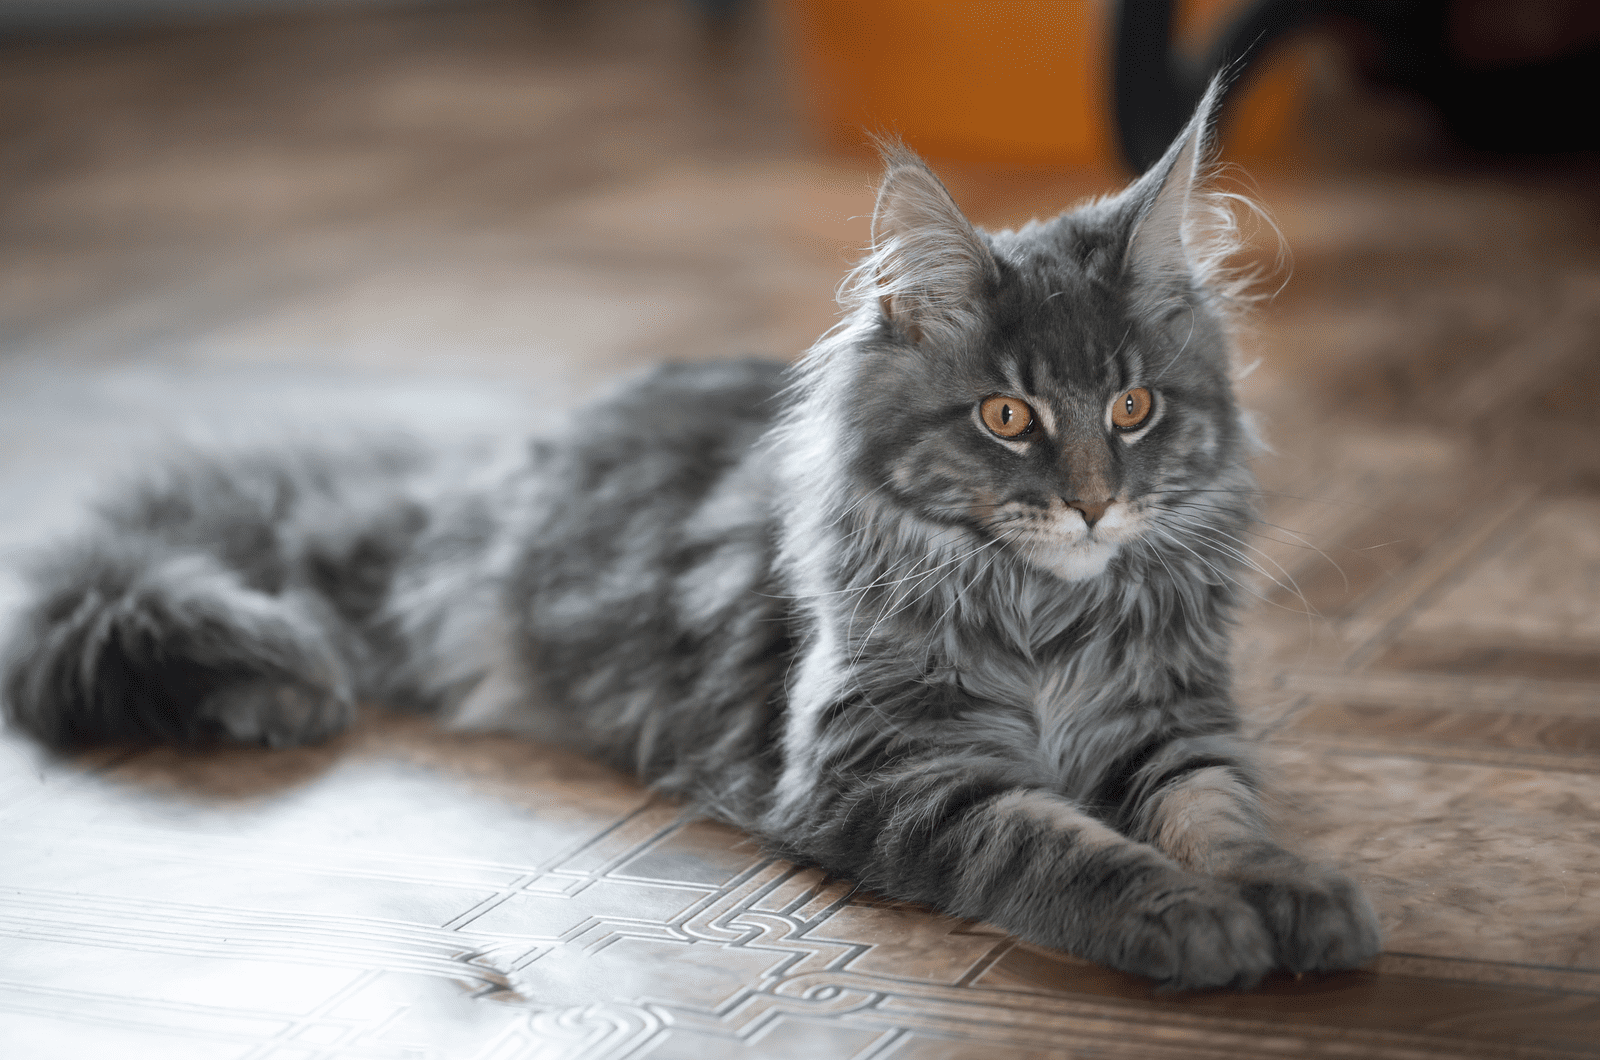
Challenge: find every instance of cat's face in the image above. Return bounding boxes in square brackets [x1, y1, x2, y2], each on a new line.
[846, 239, 1242, 582]
[836, 93, 1249, 583]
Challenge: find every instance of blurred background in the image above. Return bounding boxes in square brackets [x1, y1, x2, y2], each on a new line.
[2, 2, 1600, 1057]
[4, 0, 1598, 643]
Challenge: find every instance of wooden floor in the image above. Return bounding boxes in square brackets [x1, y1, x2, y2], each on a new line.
[1, 3, 1598, 1058]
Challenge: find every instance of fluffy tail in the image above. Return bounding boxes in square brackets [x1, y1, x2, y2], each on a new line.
[0, 444, 436, 748]
[3, 538, 356, 748]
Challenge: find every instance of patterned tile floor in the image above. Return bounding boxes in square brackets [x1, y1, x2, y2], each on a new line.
[2, 3, 1598, 1057]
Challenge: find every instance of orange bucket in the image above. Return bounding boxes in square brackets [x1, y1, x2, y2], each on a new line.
[782, 0, 1309, 171]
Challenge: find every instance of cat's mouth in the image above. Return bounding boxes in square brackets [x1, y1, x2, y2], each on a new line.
[1020, 532, 1124, 582]
[989, 499, 1143, 582]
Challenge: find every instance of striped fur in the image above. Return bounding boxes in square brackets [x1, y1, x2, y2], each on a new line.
[1, 84, 1378, 988]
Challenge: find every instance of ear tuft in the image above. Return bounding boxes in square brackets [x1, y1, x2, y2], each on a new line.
[1124, 76, 1263, 315]
[863, 144, 998, 345]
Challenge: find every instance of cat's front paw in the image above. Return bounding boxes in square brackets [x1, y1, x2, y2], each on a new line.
[1106, 875, 1276, 991]
[1234, 862, 1382, 974]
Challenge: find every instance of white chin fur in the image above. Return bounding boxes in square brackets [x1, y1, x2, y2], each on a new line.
[1026, 537, 1121, 582]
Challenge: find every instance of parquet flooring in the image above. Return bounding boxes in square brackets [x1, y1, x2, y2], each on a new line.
[1, 3, 1597, 1057]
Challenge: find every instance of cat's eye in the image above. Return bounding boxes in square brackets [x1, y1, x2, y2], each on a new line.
[979, 395, 1034, 438]
[1111, 387, 1153, 431]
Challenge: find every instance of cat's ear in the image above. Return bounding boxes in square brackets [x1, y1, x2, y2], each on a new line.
[869, 145, 998, 345]
[1123, 77, 1228, 312]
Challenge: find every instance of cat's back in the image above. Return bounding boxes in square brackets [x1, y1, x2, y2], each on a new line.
[507, 358, 795, 785]
[516, 357, 787, 552]
[524, 357, 793, 531]
[546, 357, 787, 483]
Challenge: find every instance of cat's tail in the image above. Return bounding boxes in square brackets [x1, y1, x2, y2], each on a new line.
[2, 535, 356, 749]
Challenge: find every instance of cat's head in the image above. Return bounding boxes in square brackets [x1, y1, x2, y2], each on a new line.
[805, 82, 1262, 585]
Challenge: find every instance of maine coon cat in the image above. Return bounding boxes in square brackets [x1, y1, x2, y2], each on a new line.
[1, 84, 1380, 990]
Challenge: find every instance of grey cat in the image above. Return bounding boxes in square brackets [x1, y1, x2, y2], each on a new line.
[1, 84, 1380, 989]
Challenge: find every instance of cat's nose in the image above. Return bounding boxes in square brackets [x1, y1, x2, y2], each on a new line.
[1067, 499, 1111, 528]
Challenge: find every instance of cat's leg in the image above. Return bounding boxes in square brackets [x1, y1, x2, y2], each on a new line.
[1124, 735, 1382, 974]
[3, 539, 355, 748]
[774, 755, 1276, 990]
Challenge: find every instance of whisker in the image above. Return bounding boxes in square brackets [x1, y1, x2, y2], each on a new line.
[1153, 304, 1197, 381]
[1148, 523, 1318, 619]
[1152, 499, 1350, 591]
[772, 528, 991, 601]
[822, 482, 893, 531]
[842, 531, 1018, 654]
[1134, 535, 1188, 617]
[922, 527, 1027, 634]
[1164, 514, 1318, 616]
[1103, 325, 1134, 376]
[855, 528, 1026, 653]
[1143, 486, 1385, 517]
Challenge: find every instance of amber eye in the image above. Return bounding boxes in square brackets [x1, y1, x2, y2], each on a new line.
[1111, 387, 1153, 431]
[979, 395, 1034, 438]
